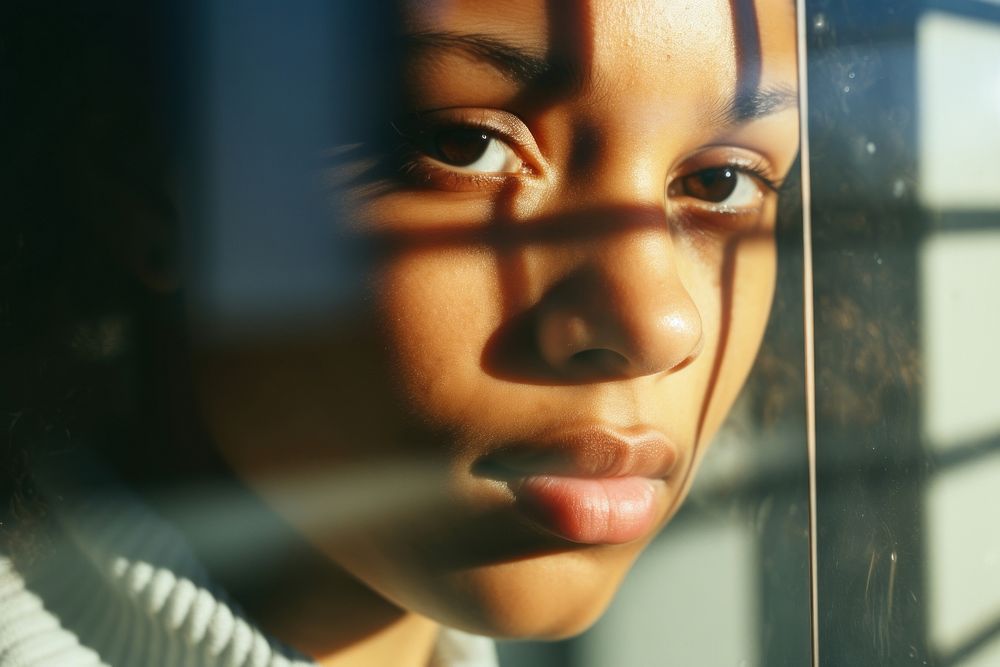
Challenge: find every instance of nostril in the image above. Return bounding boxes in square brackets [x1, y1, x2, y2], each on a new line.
[567, 348, 630, 376]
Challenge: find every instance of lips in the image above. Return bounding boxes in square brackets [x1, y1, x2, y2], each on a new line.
[481, 425, 679, 545]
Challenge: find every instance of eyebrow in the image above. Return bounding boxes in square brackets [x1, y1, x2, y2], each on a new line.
[404, 30, 797, 127]
[402, 30, 580, 89]
[714, 84, 799, 127]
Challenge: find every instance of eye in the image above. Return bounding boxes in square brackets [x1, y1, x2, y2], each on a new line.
[672, 167, 764, 208]
[426, 126, 523, 174]
[387, 109, 543, 191]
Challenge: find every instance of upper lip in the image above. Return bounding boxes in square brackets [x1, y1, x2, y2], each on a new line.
[478, 424, 680, 480]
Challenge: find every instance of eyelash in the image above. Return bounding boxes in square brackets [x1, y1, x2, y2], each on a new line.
[730, 160, 781, 193]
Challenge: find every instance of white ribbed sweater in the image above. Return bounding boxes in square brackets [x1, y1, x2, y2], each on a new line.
[0, 456, 497, 667]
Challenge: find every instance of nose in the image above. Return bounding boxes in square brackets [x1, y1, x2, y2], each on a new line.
[534, 209, 703, 381]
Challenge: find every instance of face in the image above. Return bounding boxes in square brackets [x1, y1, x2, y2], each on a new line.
[193, 0, 799, 639]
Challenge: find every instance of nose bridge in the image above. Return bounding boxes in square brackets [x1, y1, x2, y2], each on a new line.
[565, 113, 671, 208]
[533, 204, 704, 379]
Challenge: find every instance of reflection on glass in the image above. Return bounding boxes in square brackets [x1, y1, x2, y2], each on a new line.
[0, 2, 809, 667]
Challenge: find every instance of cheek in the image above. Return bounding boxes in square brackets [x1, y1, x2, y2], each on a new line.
[192, 331, 398, 476]
[374, 248, 503, 425]
[727, 234, 778, 386]
[688, 231, 777, 445]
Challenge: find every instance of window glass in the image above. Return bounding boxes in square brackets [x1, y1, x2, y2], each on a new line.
[29, 1, 999, 665]
[808, 0, 1000, 664]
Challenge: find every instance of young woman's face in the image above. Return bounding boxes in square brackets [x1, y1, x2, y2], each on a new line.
[194, 0, 798, 638]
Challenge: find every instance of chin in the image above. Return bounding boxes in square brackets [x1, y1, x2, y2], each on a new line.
[423, 546, 639, 640]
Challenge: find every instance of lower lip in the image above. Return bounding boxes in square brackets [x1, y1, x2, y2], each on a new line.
[514, 475, 663, 545]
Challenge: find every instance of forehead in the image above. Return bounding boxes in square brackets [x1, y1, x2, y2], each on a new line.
[400, 0, 797, 98]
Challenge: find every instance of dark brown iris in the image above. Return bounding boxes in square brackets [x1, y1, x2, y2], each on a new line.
[432, 127, 491, 166]
[679, 167, 738, 202]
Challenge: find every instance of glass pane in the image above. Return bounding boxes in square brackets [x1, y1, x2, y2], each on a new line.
[2, 3, 811, 665]
[807, 0, 1000, 664]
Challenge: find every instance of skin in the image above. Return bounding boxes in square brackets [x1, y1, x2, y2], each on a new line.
[183, 0, 800, 664]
